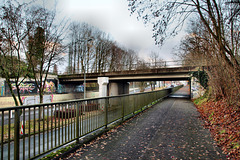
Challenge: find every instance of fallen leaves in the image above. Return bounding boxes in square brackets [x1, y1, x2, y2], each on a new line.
[195, 99, 240, 159]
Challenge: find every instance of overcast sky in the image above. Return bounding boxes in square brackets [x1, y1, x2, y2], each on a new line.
[1, 0, 186, 61]
[57, 0, 185, 61]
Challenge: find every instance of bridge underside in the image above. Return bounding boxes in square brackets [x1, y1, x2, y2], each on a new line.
[59, 74, 191, 84]
[108, 74, 190, 82]
[58, 66, 198, 84]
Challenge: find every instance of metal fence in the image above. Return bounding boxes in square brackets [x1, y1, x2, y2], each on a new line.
[0, 86, 182, 160]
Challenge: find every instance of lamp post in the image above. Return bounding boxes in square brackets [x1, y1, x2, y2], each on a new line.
[78, 38, 93, 99]
[83, 65, 86, 99]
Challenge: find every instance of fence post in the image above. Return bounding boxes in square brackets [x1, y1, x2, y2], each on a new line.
[154, 91, 157, 103]
[121, 97, 124, 122]
[133, 95, 135, 115]
[104, 98, 109, 129]
[146, 92, 149, 106]
[76, 103, 79, 143]
[14, 108, 20, 160]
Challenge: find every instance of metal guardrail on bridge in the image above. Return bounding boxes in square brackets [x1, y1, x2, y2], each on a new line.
[62, 60, 206, 75]
[0, 86, 182, 160]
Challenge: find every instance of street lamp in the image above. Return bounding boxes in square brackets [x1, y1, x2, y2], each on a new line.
[68, 37, 94, 98]
[77, 38, 93, 99]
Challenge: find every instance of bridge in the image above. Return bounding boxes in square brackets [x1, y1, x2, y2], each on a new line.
[58, 61, 203, 97]
[58, 66, 199, 83]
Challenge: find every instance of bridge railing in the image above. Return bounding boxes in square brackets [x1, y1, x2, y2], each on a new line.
[0, 86, 182, 160]
[64, 60, 205, 74]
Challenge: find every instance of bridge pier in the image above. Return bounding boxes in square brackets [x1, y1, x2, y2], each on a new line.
[98, 77, 109, 97]
[189, 78, 192, 99]
[98, 77, 130, 97]
[98, 77, 109, 111]
[109, 83, 118, 96]
[98, 78, 129, 111]
[109, 82, 129, 96]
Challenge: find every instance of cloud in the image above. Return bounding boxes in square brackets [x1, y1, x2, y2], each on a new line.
[52, 0, 185, 60]
[61, 0, 153, 46]
[1, 0, 185, 61]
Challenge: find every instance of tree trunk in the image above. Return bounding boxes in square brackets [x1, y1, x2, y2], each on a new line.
[6, 79, 19, 106]
[15, 82, 23, 106]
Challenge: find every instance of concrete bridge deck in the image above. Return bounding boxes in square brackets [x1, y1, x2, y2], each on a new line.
[63, 86, 226, 160]
[59, 66, 200, 83]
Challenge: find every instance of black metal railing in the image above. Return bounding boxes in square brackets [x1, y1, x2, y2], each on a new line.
[0, 86, 182, 160]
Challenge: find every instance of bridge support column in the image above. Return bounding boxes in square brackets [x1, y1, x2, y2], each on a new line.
[109, 83, 118, 96]
[189, 78, 192, 99]
[98, 77, 109, 111]
[98, 77, 109, 97]
[109, 82, 129, 96]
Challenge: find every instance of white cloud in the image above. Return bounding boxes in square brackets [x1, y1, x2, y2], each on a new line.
[1, 0, 184, 61]
[60, 0, 154, 50]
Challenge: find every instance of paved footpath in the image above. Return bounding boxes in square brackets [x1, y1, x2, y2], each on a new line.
[64, 86, 226, 160]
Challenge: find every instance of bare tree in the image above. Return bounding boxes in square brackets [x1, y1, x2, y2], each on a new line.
[174, 19, 209, 66]
[178, 18, 240, 104]
[0, 1, 31, 106]
[68, 22, 141, 74]
[128, 0, 240, 69]
[91, 31, 112, 73]
[227, 0, 240, 22]
[149, 52, 164, 68]
[107, 44, 137, 71]
[126, 49, 138, 70]
[108, 42, 123, 72]
[68, 22, 95, 74]
[121, 49, 139, 70]
[26, 6, 67, 106]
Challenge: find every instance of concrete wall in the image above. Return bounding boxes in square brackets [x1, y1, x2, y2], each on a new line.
[0, 96, 16, 108]
[191, 77, 205, 99]
[0, 91, 99, 108]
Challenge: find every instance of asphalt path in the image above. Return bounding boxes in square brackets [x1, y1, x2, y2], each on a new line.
[64, 86, 226, 160]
